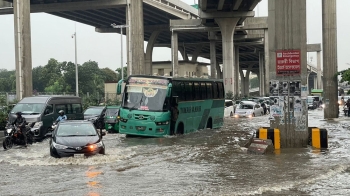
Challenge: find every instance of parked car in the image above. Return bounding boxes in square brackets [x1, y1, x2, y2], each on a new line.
[83, 106, 106, 130]
[307, 97, 317, 109]
[224, 100, 235, 117]
[46, 121, 106, 158]
[104, 105, 120, 133]
[234, 101, 264, 118]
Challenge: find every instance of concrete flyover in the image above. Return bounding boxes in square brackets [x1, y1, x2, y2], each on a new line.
[0, 0, 265, 99]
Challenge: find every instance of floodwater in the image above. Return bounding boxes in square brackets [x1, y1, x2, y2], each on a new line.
[1, 108, 350, 196]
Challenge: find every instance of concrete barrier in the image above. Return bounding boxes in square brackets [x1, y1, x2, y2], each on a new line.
[256, 127, 281, 149]
[308, 127, 328, 149]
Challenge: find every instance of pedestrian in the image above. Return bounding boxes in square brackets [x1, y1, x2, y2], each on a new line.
[346, 99, 350, 117]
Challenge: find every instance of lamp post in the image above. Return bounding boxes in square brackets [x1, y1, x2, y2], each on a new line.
[111, 23, 129, 80]
[72, 31, 78, 97]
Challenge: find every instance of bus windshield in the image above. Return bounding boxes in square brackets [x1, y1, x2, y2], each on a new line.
[122, 77, 169, 111]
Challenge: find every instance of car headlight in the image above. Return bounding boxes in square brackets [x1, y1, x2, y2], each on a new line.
[88, 142, 103, 151]
[34, 121, 43, 128]
[52, 141, 68, 149]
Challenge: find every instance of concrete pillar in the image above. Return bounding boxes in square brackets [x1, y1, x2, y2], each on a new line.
[313, 75, 318, 89]
[179, 46, 189, 61]
[268, 0, 308, 148]
[126, 3, 131, 75]
[264, 29, 269, 96]
[145, 31, 160, 75]
[259, 51, 265, 96]
[210, 40, 217, 79]
[316, 51, 322, 89]
[14, 0, 32, 100]
[322, 0, 338, 119]
[306, 72, 311, 94]
[191, 44, 203, 62]
[171, 31, 179, 77]
[216, 18, 239, 96]
[239, 68, 244, 96]
[244, 70, 251, 97]
[129, 0, 144, 75]
[216, 62, 222, 79]
[234, 46, 240, 98]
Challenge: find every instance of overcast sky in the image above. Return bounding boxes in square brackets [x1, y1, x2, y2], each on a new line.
[0, 0, 349, 72]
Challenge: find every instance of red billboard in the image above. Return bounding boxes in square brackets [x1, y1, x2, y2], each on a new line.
[276, 50, 301, 76]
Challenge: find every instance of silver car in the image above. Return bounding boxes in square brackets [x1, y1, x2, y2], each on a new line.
[234, 101, 265, 118]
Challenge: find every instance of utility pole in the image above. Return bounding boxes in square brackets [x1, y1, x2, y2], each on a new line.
[111, 23, 129, 80]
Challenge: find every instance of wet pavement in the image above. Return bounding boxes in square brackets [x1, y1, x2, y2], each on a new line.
[0, 108, 350, 196]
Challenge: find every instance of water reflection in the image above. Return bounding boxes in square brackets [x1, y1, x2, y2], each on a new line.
[86, 166, 102, 195]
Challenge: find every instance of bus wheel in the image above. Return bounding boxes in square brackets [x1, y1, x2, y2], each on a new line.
[206, 118, 213, 129]
[176, 123, 184, 135]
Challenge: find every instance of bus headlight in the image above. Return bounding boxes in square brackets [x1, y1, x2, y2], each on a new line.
[156, 121, 169, 125]
[120, 118, 128, 123]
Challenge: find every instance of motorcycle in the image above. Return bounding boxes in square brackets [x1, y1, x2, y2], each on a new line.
[3, 124, 34, 150]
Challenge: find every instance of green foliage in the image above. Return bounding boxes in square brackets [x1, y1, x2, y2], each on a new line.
[116, 67, 128, 81]
[339, 69, 350, 83]
[249, 77, 259, 89]
[225, 91, 234, 100]
[0, 69, 15, 92]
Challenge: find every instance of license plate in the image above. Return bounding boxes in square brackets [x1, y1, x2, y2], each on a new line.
[74, 154, 85, 158]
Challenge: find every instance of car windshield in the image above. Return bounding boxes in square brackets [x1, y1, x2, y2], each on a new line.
[238, 104, 254, 109]
[11, 103, 45, 114]
[105, 108, 119, 116]
[56, 123, 97, 136]
[84, 108, 103, 115]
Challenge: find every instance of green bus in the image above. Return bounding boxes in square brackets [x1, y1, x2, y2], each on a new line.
[116, 75, 225, 137]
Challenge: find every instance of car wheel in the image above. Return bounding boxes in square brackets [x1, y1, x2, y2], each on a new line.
[252, 113, 255, 117]
[261, 112, 264, 116]
[99, 148, 105, 155]
[230, 112, 233, 117]
[50, 149, 59, 158]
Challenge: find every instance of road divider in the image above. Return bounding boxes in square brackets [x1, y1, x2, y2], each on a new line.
[256, 127, 280, 150]
[308, 127, 328, 149]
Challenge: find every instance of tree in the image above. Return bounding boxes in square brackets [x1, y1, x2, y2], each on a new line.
[116, 67, 128, 81]
[0, 69, 15, 92]
[101, 67, 118, 82]
[249, 77, 259, 89]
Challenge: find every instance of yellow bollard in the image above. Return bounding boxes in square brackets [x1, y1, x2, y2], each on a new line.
[256, 127, 280, 150]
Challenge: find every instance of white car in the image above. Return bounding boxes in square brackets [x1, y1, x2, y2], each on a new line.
[234, 101, 264, 118]
[224, 99, 235, 117]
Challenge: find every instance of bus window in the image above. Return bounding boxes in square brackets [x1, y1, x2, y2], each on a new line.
[179, 82, 186, 101]
[194, 82, 201, 100]
[212, 82, 218, 99]
[218, 82, 224, 99]
[200, 82, 207, 99]
[185, 82, 194, 101]
[206, 82, 213, 99]
[172, 81, 181, 97]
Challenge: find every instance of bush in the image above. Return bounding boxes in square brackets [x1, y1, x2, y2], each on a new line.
[225, 91, 234, 100]
[0, 111, 8, 130]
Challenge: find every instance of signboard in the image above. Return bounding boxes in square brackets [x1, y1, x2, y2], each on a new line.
[276, 50, 301, 76]
[128, 77, 168, 89]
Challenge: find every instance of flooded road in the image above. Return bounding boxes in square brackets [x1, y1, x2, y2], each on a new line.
[1, 108, 350, 196]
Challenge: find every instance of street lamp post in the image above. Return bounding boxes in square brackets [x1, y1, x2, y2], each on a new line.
[111, 23, 129, 80]
[72, 31, 78, 97]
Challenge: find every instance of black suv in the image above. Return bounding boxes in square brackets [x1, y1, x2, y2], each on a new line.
[83, 106, 106, 130]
